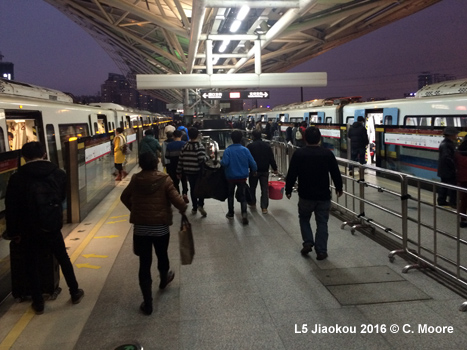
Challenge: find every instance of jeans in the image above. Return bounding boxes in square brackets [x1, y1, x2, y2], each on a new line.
[298, 197, 331, 254]
[167, 165, 188, 195]
[227, 181, 247, 215]
[187, 174, 204, 210]
[23, 231, 79, 303]
[350, 147, 366, 171]
[133, 234, 170, 289]
[249, 171, 269, 209]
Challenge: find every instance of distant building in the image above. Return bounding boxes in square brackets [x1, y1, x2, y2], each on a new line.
[418, 72, 456, 90]
[100, 73, 165, 113]
[0, 52, 14, 80]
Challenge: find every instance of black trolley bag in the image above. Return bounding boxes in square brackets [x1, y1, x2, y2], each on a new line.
[10, 240, 61, 302]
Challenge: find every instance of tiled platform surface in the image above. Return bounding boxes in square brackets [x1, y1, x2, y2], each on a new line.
[1, 171, 467, 350]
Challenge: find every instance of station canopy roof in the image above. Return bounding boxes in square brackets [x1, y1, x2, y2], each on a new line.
[46, 0, 441, 103]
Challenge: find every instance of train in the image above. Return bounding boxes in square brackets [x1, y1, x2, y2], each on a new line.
[0, 78, 171, 168]
[222, 79, 467, 180]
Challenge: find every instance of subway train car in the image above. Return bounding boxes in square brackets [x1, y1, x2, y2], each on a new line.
[229, 80, 467, 180]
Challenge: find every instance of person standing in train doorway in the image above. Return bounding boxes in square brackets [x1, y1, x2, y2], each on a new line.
[114, 127, 128, 181]
[347, 116, 369, 175]
[121, 152, 187, 315]
[5, 142, 84, 314]
[285, 127, 343, 260]
[437, 126, 459, 207]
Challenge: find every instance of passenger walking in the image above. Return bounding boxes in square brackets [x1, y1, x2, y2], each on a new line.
[347, 116, 369, 174]
[437, 126, 459, 207]
[164, 122, 176, 137]
[161, 131, 174, 171]
[5, 142, 84, 314]
[221, 130, 257, 225]
[121, 152, 187, 315]
[285, 127, 343, 260]
[165, 130, 189, 201]
[176, 127, 209, 216]
[139, 129, 162, 157]
[247, 130, 278, 214]
[114, 127, 128, 181]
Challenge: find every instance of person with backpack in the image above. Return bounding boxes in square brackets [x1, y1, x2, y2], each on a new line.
[5, 142, 84, 314]
[114, 127, 128, 181]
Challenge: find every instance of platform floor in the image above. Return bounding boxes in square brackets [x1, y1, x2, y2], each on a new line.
[1, 168, 467, 350]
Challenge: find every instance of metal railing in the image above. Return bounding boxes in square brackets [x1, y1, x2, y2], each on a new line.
[268, 140, 467, 311]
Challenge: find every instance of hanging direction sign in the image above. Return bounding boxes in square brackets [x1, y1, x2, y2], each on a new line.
[201, 91, 269, 100]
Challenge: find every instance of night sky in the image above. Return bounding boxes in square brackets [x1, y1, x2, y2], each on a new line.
[1, 0, 467, 107]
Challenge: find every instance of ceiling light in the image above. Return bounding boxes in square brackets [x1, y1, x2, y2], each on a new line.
[230, 19, 241, 33]
[237, 6, 250, 21]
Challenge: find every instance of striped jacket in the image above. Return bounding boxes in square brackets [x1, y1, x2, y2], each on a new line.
[176, 141, 209, 175]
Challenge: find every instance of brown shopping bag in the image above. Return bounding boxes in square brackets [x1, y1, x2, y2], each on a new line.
[179, 215, 194, 265]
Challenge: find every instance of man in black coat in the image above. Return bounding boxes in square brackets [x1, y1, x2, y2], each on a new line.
[437, 126, 459, 207]
[5, 142, 84, 314]
[285, 127, 343, 260]
[247, 130, 278, 214]
[347, 116, 369, 173]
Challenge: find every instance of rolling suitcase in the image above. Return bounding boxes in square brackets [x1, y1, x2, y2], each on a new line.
[10, 241, 61, 302]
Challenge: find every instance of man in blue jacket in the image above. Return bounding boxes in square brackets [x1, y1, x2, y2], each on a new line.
[221, 130, 257, 225]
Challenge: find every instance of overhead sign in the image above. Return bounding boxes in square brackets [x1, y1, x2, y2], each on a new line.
[201, 91, 269, 100]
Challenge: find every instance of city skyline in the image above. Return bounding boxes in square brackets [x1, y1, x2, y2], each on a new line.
[1, 0, 467, 107]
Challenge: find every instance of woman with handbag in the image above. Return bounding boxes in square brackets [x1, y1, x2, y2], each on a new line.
[114, 127, 128, 181]
[121, 152, 187, 315]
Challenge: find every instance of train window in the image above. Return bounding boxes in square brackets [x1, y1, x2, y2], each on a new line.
[45, 124, 59, 165]
[325, 117, 332, 124]
[58, 123, 89, 149]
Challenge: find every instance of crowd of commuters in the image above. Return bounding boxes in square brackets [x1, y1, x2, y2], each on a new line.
[10, 116, 467, 317]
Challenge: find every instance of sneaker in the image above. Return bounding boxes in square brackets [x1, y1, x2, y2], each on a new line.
[159, 270, 175, 289]
[300, 244, 313, 256]
[316, 252, 328, 260]
[262, 208, 268, 214]
[140, 301, 153, 315]
[71, 289, 84, 304]
[198, 206, 207, 217]
[461, 221, 467, 228]
[191, 209, 197, 215]
[32, 301, 44, 315]
[226, 212, 234, 219]
[183, 194, 189, 203]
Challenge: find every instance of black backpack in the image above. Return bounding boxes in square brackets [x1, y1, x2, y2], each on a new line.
[28, 174, 64, 233]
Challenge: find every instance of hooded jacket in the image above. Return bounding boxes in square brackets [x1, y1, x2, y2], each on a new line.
[121, 170, 187, 226]
[348, 122, 369, 149]
[5, 160, 66, 238]
[139, 135, 162, 156]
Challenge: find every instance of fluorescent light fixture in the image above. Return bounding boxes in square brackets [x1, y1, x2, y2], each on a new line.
[212, 57, 219, 65]
[237, 6, 250, 20]
[218, 40, 230, 53]
[230, 19, 241, 33]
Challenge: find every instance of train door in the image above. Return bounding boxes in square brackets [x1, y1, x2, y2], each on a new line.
[5, 110, 45, 151]
[0, 109, 8, 152]
[309, 112, 325, 124]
